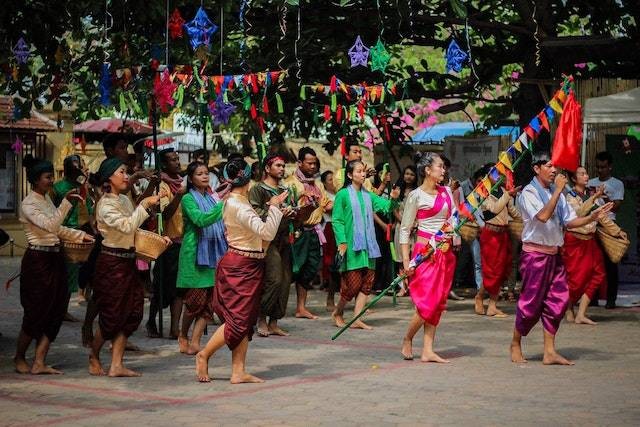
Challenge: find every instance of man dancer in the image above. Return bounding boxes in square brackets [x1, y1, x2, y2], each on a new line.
[588, 151, 624, 309]
[249, 154, 300, 336]
[511, 153, 612, 365]
[285, 147, 332, 319]
[147, 148, 185, 338]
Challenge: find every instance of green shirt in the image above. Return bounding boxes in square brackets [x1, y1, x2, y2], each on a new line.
[176, 192, 224, 289]
[52, 179, 94, 229]
[331, 187, 397, 272]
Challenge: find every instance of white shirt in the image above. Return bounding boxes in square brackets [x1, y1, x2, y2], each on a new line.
[587, 176, 624, 220]
[323, 191, 336, 224]
[517, 179, 576, 247]
[399, 187, 456, 244]
[20, 192, 86, 246]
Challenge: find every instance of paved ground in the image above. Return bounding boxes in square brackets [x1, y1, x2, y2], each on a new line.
[1, 256, 639, 426]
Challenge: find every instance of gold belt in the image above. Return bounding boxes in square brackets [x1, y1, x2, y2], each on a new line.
[484, 223, 508, 233]
[28, 245, 60, 253]
[228, 247, 265, 259]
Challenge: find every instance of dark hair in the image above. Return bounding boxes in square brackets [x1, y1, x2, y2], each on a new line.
[159, 148, 175, 166]
[531, 151, 551, 167]
[224, 158, 252, 188]
[344, 140, 360, 158]
[227, 152, 243, 162]
[185, 161, 208, 190]
[343, 160, 364, 188]
[320, 170, 333, 184]
[440, 154, 451, 169]
[192, 149, 209, 161]
[595, 151, 613, 165]
[23, 154, 53, 185]
[415, 152, 441, 179]
[297, 146, 317, 162]
[63, 155, 83, 182]
[102, 134, 126, 154]
[394, 165, 418, 200]
[262, 153, 285, 171]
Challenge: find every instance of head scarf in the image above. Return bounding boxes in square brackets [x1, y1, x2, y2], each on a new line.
[216, 162, 252, 198]
[97, 158, 124, 183]
[26, 159, 54, 184]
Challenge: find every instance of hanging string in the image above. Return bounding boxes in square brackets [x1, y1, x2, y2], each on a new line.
[165, 0, 169, 65]
[219, 4, 224, 75]
[407, 0, 414, 38]
[376, 0, 384, 40]
[278, 3, 287, 71]
[239, 0, 248, 71]
[103, 0, 113, 62]
[245, 0, 254, 72]
[395, 0, 404, 43]
[294, 6, 302, 86]
[531, 0, 541, 66]
[464, 18, 480, 93]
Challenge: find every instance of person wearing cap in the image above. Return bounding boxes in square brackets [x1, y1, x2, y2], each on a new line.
[15, 155, 94, 375]
[195, 158, 289, 383]
[249, 153, 297, 338]
[88, 158, 168, 377]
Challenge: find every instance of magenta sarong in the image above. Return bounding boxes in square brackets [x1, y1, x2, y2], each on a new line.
[516, 251, 569, 336]
[213, 252, 265, 350]
[409, 242, 456, 326]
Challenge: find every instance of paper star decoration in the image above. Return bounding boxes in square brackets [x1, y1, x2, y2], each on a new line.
[445, 39, 468, 73]
[13, 38, 30, 65]
[348, 35, 370, 68]
[11, 136, 23, 153]
[369, 38, 391, 73]
[184, 7, 218, 51]
[168, 8, 185, 39]
[209, 96, 236, 126]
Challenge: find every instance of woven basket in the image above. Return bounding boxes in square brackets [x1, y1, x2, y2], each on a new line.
[62, 241, 95, 263]
[135, 229, 168, 262]
[459, 222, 479, 243]
[508, 218, 523, 241]
[596, 228, 630, 264]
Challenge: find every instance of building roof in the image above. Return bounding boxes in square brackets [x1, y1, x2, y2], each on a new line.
[0, 96, 58, 132]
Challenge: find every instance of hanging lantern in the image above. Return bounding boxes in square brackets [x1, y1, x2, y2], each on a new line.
[168, 8, 185, 39]
[13, 37, 30, 65]
[348, 35, 370, 68]
[183, 7, 218, 51]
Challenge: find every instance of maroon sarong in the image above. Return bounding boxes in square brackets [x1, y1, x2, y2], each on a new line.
[213, 252, 264, 350]
[183, 287, 214, 319]
[339, 268, 375, 303]
[479, 227, 512, 296]
[562, 233, 606, 303]
[93, 251, 144, 340]
[20, 249, 69, 342]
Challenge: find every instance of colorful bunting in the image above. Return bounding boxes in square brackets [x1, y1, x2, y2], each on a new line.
[466, 192, 479, 208]
[498, 152, 512, 170]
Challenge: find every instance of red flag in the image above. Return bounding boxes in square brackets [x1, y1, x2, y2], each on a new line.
[262, 97, 269, 114]
[495, 162, 514, 190]
[340, 136, 346, 157]
[458, 201, 474, 221]
[552, 90, 582, 172]
[324, 104, 331, 122]
[336, 104, 343, 123]
[538, 111, 550, 131]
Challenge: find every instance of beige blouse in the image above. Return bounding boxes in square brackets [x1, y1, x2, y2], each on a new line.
[566, 192, 621, 236]
[482, 192, 520, 226]
[20, 192, 86, 246]
[97, 193, 149, 249]
[223, 192, 283, 252]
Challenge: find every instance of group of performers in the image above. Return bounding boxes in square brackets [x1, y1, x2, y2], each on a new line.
[13, 137, 628, 380]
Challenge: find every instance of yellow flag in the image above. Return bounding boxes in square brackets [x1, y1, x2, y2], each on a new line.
[513, 140, 524, 153]
[499, 151, 512, 170]
[466, 192, 479, 208]
[549, 98, 563, 113]
[482, 177, 493, 192]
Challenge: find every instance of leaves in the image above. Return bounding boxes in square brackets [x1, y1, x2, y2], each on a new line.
[449, 0, 467, 18]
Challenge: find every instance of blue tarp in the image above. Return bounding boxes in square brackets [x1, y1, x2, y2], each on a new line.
[410, 122, 519, 144]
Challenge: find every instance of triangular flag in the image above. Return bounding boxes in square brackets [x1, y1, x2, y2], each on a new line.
[513, 139, 524, 153]
[545, 105, 555, 122]
[538, 111, 550, 131]
[555, 90, 567, 104]
[466, 192, 479, 208]
[458, 201, 474, 220]
[549, 98, 563, 113]
[529, 117, 542, 133]
[475, 183, 489, 199]
[488, 167, 501, 184]
[482, 177, 493, 192]
[498, 152, 513, 170]
[525, 126, 535, 139]
[518, 133, 531, 151]
[495, 162, 515, 189]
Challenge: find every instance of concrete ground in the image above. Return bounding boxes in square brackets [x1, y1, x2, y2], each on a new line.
[1, 256, 639, 427]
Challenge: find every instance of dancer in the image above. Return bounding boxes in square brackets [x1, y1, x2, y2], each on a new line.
[331, 160, 399, 330]
[88, 158, 167, 377]
[476, 182, 520, 317]
[562, 166, 625, 324]
[249, 154, 297, 337]
[510, 153, 612, 365]
[15, 155, 93, 374]
[195, 158, 288, 383]
[147, 148, 186, 339]
[284, 147, 332, 319]
[399, 153, 458, 363]
[177, 161, 226, 354]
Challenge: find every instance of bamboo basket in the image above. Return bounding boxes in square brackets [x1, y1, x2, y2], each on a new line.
[508, 218, 523, 241]
[459, 222, 479, 243]
[62, 241, 95, 263]
[135, 229, 168, 262]
[596, 228, 630, 264]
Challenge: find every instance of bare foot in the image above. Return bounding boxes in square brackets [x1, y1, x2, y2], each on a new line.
[474, 297, 485, 315]
[566, 308, 575, 323]
[186, 343, 201, 356]
[178, 336, 189, 354]
[88, 355, 106, 376]
[31, 361, 63, 375]
[510, 343, 527, 363]
[268, 325, 290, 336]
[486, 307, 508, 318]
[401, 339, 414, 360]
[352, 320, 373, 330]
[230, 372, 265, 384]
[195, 352, 211, 382]
[14, 357, 30, 374]
[543, 352, 575, 366]
[332, 311, 346, 328]
[295, 309, 318, 320]
[257, 319, 270, 337]
[420, 352, 450, 363]
[574, 315, 597, 325]
[108, 365, 142, 377]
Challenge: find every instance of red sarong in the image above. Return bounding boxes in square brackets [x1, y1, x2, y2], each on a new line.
[479, 227, 512, 296]
[213, 252, 264, 350]
[561, 233, 606, 303]
[93, 251, 144, 340]
[20, 249, 69, 342]
[322, 224, 336, 281]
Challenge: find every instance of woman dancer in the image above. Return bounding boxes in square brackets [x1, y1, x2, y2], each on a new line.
[331, 160, 399, 330]
[15, 155, 93, 374]
[399, 153, 458, 363]
[177, 162, 226, 354]
[88, 158, 167, 377]
[195, 158, 289, 383]
[562, 166, 625, 324]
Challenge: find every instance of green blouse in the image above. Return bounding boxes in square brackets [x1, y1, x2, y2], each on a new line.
[176, 192, 224, 289]
[331, 187, 397, 272]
